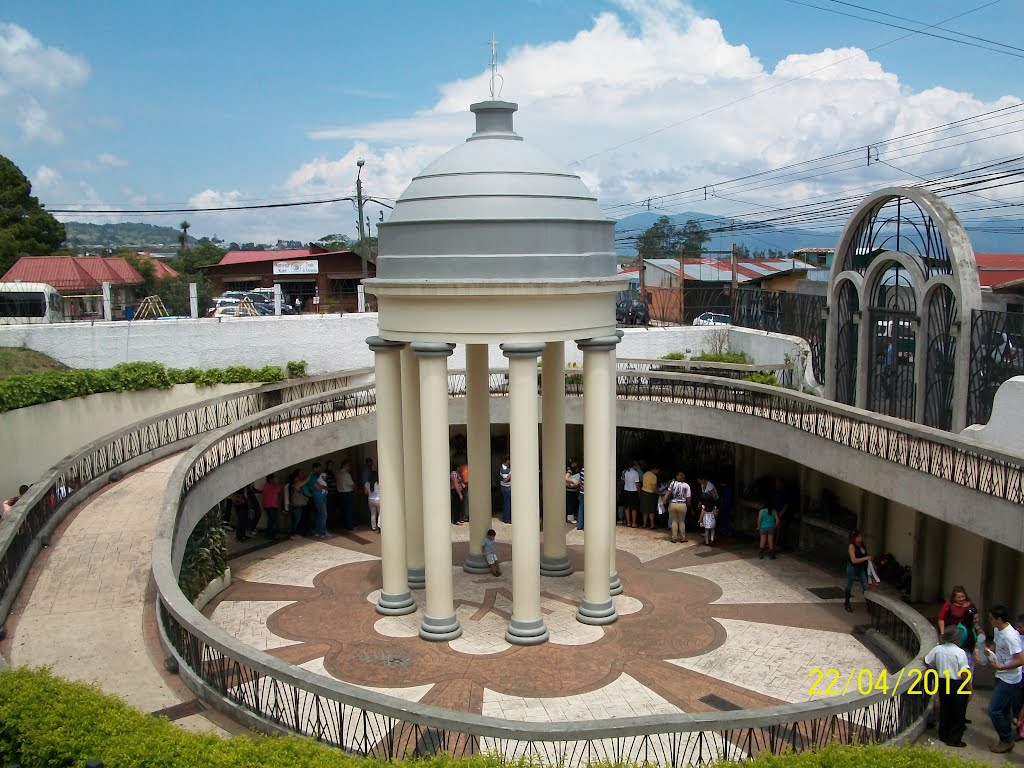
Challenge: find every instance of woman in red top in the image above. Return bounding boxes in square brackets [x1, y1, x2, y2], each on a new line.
[938, 585, 977, 639]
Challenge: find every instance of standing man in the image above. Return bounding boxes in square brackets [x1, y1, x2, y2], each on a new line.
[324, 459, 340, 531]
[499, 456, 512, 524]
[260, 473, 282, 540]
[770, 477, 791, 555]
[575, 466, 586, 530]
[662, 471, 690, 544]
[639, 463, 660, 529]
[622, 461, 641, 529]
[986, 604, 1024, 754]
[924, 625, 971, 748]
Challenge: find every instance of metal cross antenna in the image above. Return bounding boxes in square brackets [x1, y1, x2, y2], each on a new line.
[488, 32, 502, 98]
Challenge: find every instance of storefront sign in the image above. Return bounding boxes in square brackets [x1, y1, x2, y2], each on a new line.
[273, 259, 319, 275]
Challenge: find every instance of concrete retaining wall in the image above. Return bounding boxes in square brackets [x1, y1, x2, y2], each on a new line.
[0, 316, 809, 380]
[0, 383, 258, 499]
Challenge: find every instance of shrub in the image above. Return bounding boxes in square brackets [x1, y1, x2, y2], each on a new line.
[179, 508, 229, 602]
[0, 667, 982, 768]
[661, 351, 686, 360]
[287, 359, 307, 378]
[0, 362, 287, 413]
[743, 372, 779, 386]
[692, 351, 751, 364]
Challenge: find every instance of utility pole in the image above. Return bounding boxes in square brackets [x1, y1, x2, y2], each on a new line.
[356, 159, 367, 278]
[730, 242, 738, 319]
[678, 243, 685, 326]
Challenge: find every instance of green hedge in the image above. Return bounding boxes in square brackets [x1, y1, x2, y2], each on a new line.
[179, 508, 229, 602]
[742, 372, 779, 386]
[0, 361, 287, 413]
[0, 668, 985, 768]
[691, 351, 750, 364]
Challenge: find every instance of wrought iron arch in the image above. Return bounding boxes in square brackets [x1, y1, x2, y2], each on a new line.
[922, 284, 958, 430]
[867, 261, 917, 421]
[833, 279, 860, 406]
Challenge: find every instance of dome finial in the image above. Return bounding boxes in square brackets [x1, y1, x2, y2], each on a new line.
[488, 32, 503, 99]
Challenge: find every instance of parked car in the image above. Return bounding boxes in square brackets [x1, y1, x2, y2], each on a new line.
[692, 312, 732, 326]
[616, 298, 649, 325]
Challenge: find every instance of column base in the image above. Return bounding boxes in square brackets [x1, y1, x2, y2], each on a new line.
[609, 572, 623, 596]
[463, 553, 491, 575]
[505, 616, 550, 645]
[576, 598, 618, 626]
[376, 591, 416, 616]
[407, 567, 425, 590]
[419, 613, 462, 642]
[540, 554, 573, 577]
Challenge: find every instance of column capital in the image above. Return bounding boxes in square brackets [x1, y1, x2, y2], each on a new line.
[500, 342, 545, 359]
[366, 335, 406, 353]
[411, 342, 455, 358]
[575, 335, 621, 352]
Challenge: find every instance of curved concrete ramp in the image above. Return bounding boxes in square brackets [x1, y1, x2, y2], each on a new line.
[0, 454, 229, 735]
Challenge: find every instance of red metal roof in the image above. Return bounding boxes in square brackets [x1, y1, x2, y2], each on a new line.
[216, 247, 354, 266]
[975, 253, 1024, 289]
[1, 256, 144, 292]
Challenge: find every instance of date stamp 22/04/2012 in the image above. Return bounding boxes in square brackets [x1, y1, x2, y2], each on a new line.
[807, 667, 971, 697]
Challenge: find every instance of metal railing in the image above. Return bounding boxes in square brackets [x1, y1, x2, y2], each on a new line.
[0, 369, 372, 631]
[151, 370, 951, 764]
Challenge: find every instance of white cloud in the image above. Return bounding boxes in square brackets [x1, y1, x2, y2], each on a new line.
[173, 0, 1023, 244]
[17, 97, 61, 144]
[34, 164, 61, 189]
[96, 152, 127, 168]
[0, 22, 89, 144]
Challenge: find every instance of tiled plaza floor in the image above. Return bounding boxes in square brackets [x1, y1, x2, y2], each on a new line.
[209, 521, 884, 721]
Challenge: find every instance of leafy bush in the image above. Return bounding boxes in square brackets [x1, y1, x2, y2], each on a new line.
[692, 351, 751, 364]
[0, 362, 286, 413]
[661, 351, 686, 360]
[179, 508, 229, 602]
[287, 359, 308, 378]
[0, 667, 980, 768]
[743, 372, 779, 386]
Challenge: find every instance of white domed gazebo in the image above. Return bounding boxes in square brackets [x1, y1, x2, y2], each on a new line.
[364, 96, 627, 645]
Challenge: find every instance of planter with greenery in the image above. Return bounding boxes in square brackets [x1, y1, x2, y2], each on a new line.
[0, 361, 286, 413]
[178, 508, 229, 604]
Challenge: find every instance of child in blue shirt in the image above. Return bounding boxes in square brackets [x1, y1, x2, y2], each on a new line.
[758, 503, 777, 560]
[482, 529, 501, 576]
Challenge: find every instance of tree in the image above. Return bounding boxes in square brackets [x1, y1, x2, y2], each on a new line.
[178, 220, 191, 256]
[0, 155, 66, 277]
[680, 219, 710, 259]
[636, 215, 682, 260]
[157, 273, 213, 316]
[172, 241, 224, 276]
[314, 233, 351, 251]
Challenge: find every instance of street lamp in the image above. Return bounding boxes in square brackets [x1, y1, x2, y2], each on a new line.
[356, 159, 367, 278]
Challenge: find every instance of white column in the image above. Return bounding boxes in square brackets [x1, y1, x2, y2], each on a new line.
[412, 342, 461, 641]
[464, 344, 493, 573]
[501, 343, 549, 644]
[576, 335, 620, 625]
[541, 341, 572, 576]
[401, 346, 425, 589]
[366, 336, 415, 616]
[610, 329, 623, 595]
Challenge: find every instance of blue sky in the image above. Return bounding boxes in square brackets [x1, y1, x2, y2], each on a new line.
[1, 0, 1022, 243]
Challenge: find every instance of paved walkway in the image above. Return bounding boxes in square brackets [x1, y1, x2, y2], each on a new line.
[0, 455, 232, 736]
[2, 457, 1022, 765]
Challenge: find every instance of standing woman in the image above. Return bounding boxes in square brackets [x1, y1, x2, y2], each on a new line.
[845, 530, 872, 613]
[938, 586, 979, 641]
[336, 459, 356, 531]
[365, 469, 381, 532]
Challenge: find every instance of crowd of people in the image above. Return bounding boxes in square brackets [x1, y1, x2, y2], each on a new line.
[916, 584, 1024, 754]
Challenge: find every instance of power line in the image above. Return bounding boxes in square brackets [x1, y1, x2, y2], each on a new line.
[782, 0, 1023, 59]
[48, 195, 360, 216]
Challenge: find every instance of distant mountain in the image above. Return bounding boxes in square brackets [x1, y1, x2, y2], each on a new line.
[63, 222, 199, 250]
[614, 211, 1024, 256]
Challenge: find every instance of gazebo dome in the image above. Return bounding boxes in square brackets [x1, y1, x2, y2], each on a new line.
[367, 98, 625, 344]
[377, 100, 616, 281]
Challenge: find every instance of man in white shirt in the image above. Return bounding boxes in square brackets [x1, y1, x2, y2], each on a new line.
[621, 461, 640, 528]
[986, 604, 1024, 753]
[925, 625, 971, 748]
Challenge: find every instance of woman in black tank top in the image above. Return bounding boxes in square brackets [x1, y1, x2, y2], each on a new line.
[845, 529, 872, 613]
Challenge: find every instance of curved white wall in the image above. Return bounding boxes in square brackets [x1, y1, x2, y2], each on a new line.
[0, 383, 258, 499]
